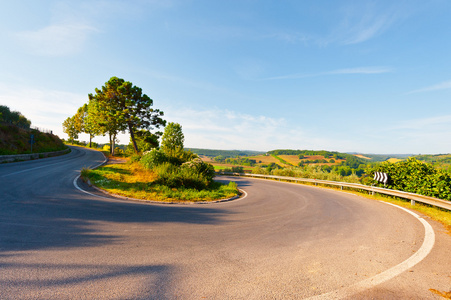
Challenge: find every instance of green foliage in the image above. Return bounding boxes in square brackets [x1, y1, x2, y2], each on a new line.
[139, 147, 213, 190]
[161, 122, 184, 155]
[271, 154, 293, 166]
[87, 76, 165, 155]
[62, 116, 79, 142]
[153, 161, 213, 190]
[218, 156, 257, 166]
[222, 166, 245, 173]
[363, 157, 451, 200]
[182, 158, 215, 182]
[140, 149, 170, 169]
[126, 129, 161, 155]
[0, 105, 31, 129]
[0, 125, 66, 155]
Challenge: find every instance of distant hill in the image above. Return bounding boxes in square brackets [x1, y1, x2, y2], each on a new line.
[347, 153, 414, 162]
[187, 148, 265, 158]
[0, 124, 66, 155]
[415, 154, 451, 170]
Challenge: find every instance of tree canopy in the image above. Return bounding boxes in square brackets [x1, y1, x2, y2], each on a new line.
[0, 105, 31, 129]
[87, 77, 165, 154]
[161, 122, 184, 155]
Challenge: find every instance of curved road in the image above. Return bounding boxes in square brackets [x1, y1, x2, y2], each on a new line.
[0, 146, 450, 299]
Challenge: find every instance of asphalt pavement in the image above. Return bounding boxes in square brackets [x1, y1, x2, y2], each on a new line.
[0, 146, 450, 299]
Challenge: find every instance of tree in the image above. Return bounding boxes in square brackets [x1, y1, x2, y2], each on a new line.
[126, 129, 161, 155]
[62, 116, 79, 142]
[74, 103, 100, 148]
[161, 122, 184, 155]
[0, 105, 31, 129]
[88, 77, 165, 155]
[88, 81, 127, 155]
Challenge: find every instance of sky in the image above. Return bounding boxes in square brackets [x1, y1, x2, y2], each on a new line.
[1, 0, 450, 154]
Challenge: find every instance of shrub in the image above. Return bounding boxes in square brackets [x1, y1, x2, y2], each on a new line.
[181, 158, 215, 182]
[363, 157, 451, 200]
[153, 162, 212, 190]
[140, 149, 169, 169]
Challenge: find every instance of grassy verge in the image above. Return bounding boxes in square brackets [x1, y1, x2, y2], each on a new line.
[81, 162, 240, 203]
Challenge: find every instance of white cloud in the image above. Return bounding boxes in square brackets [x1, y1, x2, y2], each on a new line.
[262, 66, 392, 81]
[318, 2, 405, 46]
[393, 115, 451, 130]
[0, 84, 87, 137]
[327, 67, 392, 75]
[163, 106, 356, 151]
[407, 80, 451, 94]
[14, 22, 98, 56]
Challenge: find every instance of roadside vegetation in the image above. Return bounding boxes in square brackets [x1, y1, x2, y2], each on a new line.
[203, 149, 451, 202]
[81, 122, 239, 202]
[0, 105, 66, 155]
[69, 79, 240, 202]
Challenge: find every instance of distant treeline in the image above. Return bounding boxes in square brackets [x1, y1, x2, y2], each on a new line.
[416, 154, 451, 171]
[268, 149, 347, 159]
[187, 148, 265, 158]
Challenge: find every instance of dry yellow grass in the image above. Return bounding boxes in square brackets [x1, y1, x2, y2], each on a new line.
[248, 155, 280, 164]
[354, 154, 371, 159]
[387, 158, 403, 163]
[102, 162, 157, 184]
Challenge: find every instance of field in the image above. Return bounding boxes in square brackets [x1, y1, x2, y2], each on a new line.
[202, 153, 348, 170]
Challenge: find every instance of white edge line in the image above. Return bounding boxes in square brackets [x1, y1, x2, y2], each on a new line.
[306, 202, 435, 299]
[73, 151, 109, 199]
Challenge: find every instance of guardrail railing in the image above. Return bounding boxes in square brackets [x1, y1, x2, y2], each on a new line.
[217, 172, 451, 211]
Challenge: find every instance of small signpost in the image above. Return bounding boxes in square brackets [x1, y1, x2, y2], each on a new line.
[30, 134, 35, 153]
[373, 171, 388, 186]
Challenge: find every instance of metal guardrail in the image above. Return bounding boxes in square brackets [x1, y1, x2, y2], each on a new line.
[217, 172, 451, 211]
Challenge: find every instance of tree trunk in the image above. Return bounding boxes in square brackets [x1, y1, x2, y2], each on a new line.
[109, 133, 114, 156]
[111, 134, 116, 156]
[128, 122, 139, 154]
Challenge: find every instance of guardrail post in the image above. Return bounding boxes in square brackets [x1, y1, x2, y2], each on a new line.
[411, 200, 415, 206]
[340, 186, 343, 190]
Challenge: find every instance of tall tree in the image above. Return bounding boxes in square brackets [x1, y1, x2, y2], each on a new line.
[161, 122, 184, 154]
[88, 77, 165, 154]
[62, 116, 79, 143]
[74, 103, 100, 148]
[88, 82, 126, 155]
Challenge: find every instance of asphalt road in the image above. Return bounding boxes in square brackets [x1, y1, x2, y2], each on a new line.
[0, 146, 450, 299]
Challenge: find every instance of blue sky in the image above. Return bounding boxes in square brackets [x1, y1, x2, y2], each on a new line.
[1, 0, 450, 154]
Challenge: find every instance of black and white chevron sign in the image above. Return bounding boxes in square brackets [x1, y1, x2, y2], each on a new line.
[373, 172, 388, 184]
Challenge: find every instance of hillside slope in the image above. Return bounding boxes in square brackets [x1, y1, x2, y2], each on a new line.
[0, 124, 66, 155]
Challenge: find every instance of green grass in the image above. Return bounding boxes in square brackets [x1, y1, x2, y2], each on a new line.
[82, 162, 240, 202]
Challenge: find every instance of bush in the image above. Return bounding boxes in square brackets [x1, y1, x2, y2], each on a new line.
[140, 149, 169, 169]
[153, 162, 213, 190]
[363, 157, 451, 200]
[181, 158, 215, 182]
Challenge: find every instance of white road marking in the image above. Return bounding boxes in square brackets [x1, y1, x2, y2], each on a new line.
[1, 161, 67, 177]
[307, 202, 435, 299]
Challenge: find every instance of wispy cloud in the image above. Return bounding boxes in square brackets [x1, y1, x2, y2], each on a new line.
[14, 22, 98, 56]
[407, 80, 451, 94]
[262, 66, 392, 81]
[162, 106, 357, 151]
[0, 84, 86, 133]
[394, 115, 451, 130]
[318, 2, 407, 46]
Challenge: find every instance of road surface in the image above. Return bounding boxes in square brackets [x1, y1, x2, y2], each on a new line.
[0, 146, 450, 299]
